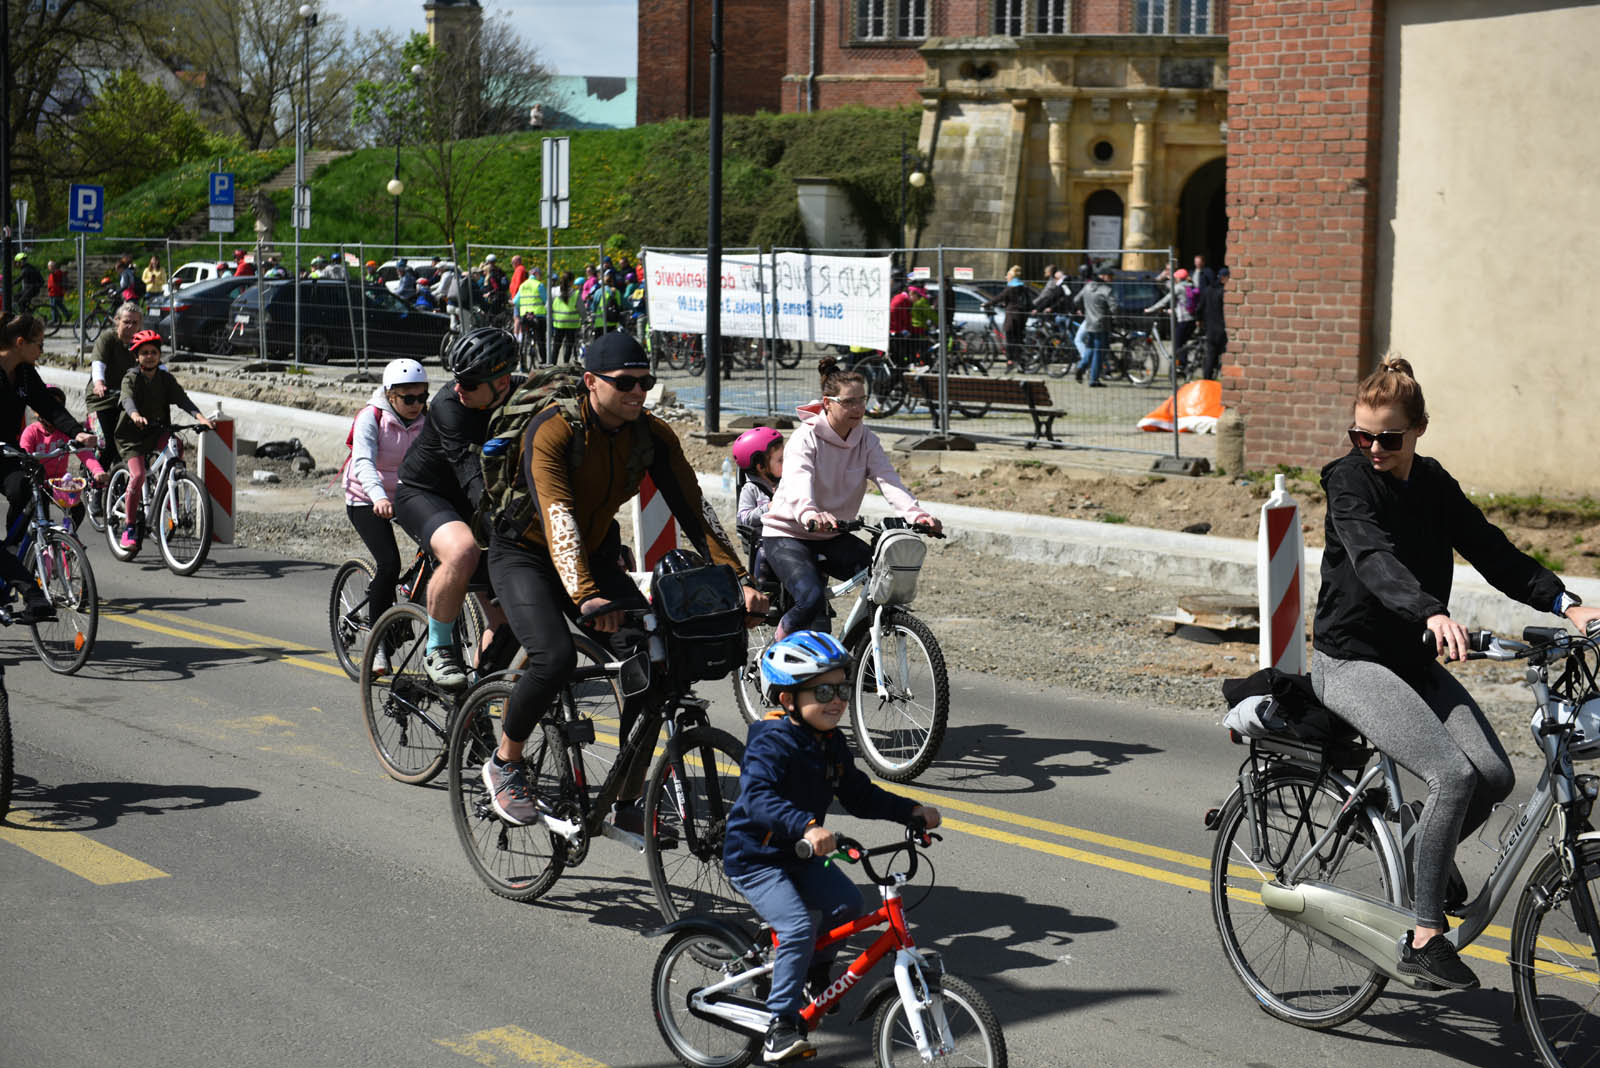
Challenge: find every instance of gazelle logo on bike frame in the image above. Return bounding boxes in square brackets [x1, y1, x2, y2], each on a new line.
[816, 969, 860, 1007]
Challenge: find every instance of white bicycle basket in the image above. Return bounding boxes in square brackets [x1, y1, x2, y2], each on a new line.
[867, 528, 927, 606]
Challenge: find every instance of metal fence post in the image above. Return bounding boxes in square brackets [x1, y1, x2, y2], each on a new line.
[1168, 245, 1181, 460]
[936, 245, 949, 437]
[75, 232, 85, 368]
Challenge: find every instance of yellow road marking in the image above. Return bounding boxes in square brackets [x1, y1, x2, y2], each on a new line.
[0, 811, 169, 885]
[437, 1025, 609, 1067]
[139, 609, 340, 662]
[107, 612, 348, 678]
[944, 816, 1211, 893]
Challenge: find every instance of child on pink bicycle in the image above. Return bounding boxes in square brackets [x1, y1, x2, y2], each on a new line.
[722, 630, 941, 1063]
[20, 384, 106, 529]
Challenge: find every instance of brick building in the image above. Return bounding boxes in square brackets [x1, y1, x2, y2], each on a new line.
[636, 0, 785, 124]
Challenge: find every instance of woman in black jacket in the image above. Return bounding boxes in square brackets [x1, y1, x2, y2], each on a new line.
[1312, 355, 1600, 991]
[982, 265, 1033, 368]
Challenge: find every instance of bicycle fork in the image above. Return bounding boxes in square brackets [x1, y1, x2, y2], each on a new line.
[892, 948, 957, 1060]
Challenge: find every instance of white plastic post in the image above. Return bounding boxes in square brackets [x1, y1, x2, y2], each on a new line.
[1257, 473, 1305, 674]
[202, 406, 237, 543]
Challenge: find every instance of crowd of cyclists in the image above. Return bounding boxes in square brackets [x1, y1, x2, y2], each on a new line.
[5, 268, 1600, 1062]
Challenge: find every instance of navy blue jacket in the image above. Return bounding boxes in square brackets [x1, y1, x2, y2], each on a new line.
[723, 712, 918, 878]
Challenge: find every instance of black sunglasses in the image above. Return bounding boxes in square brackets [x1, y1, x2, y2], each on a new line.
[1348, 427, 1409, 451]
[802, 682, 848, 704]
[594, 371, 656, 392]
[393, 392, 428, 405]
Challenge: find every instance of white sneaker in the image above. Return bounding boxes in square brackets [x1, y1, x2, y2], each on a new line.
[370, 646, 391, 676]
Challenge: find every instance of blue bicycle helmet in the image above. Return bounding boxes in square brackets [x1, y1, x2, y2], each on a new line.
[760, 631, 851, 704]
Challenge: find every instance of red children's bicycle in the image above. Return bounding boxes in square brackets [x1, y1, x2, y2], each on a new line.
[650, 825, 1008, 1067]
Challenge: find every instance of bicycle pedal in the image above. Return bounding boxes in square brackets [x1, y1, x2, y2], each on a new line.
[599, 822, 647, 852]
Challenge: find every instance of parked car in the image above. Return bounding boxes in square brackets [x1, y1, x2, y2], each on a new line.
[918, 279, 1040, 336]
[377, 258, 458, 297]
[166, 259, 241, 294]
[226, 280, 453, 364]
[145, 274, 266, 354]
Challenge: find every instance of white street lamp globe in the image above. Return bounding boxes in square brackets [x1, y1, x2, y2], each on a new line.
[907, 170, 927, 188]
[299, 4, 314, 16]
[411, 64, 424, 77]
[387, 178, 404, 196]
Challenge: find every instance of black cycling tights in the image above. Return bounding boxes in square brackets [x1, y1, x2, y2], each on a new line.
[347, 503, 404, 624]
[487, 531, 648, 749]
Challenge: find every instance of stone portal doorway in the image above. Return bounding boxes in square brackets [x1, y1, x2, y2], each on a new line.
[1083, 189, 1125, 267]
[1177, 158, 1227, 268]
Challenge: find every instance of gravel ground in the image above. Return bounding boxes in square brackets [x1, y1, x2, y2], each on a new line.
[230, 465, 1544, 762]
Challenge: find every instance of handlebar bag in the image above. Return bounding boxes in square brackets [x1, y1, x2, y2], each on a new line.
[654, 563, 747, 682]
[868, 528, 926, 606]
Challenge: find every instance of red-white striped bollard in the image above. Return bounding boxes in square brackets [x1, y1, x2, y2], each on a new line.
[1257, 473, 1305, 674]
[630, 473, 678, 571]
[201, 409, 236, 544]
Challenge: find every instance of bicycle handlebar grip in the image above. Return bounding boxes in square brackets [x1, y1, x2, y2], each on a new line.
[794, 839, 814, 859]
[578, 601, 619, 624]
[1523, 625, 1567, 645]
[1421, 628, 1494, 657]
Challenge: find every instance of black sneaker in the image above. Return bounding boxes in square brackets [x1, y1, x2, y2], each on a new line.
[19, 589, 56, 623]
[762, 1014, 811, 1062]
[481, 758, 538, 826]
[1398, 931, 1480, 990]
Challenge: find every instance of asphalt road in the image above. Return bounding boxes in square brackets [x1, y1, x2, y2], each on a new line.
[0, 539, 1553, 1067]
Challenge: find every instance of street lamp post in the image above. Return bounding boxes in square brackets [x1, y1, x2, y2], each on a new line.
[898, 129, 926, 270]
[298, 4, 319, 151]
[387, 148, 403, 258]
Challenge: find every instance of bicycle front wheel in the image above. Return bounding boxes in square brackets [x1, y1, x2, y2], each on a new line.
[360, 602, 458, 784]
[872, 972, 1007, 1068]
[157, 469, 211, 575]
[652, 926, 762, 1068]
[1126, 336, 1160, 386]
[1209, 767, 1397, 1028]
[447, 680, 570, 902]
[730, 616, 775, 725]
[645, 725, 748, 925]
[855, 354, 904, 419]
[328, 558, 375, 680]
[28, 529, 98, 675]
[848, 609, 949, 783]
[1511, 840, 1600, 1067]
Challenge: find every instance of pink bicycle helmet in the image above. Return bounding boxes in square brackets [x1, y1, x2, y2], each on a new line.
[731, 426, 784, 471]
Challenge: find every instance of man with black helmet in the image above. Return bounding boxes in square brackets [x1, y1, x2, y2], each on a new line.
[478, 331, 766, 833]
[393, 327, 521, 688]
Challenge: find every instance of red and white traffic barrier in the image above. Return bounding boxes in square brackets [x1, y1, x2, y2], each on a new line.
[202, 408, 236, 544]
[630, 473, 678, 571]
[1257, 473, 1305, 674]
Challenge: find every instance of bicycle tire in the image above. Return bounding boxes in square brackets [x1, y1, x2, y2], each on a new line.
[82, 466, 108, 533]
[1511, 840, 1600, 1067]
[156, 468, 211, 576]
[652, 926, 762, 1068]
[359, 602, 459, 784]
[730, 617, 775, 725]
[854, 354, 904, 419]
[328, 558, 376, 680]
[644, 724, 749, 925]
[1126, 336, 1160, 386]
[847, 608, 949, 783]
[0, 678, 11, 822]
[40, 305, 64, 338]
[102, 464, 137, 561]
[1209, 766, 1397, 1028]
[948, 357, 993, 419]
[27, 529, 98, 675]
[872, 972, 1007, 1068]
[447, 680, 570, 902]
[772, 339, 801, 370]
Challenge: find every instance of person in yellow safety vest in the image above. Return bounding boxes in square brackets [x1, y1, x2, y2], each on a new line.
[548, 271, 582, 364]
[589, 269, 625, 334]
[514, 268, 548, 368]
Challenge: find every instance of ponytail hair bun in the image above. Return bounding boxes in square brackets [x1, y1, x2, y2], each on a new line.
[1355, 352, 1427, 429]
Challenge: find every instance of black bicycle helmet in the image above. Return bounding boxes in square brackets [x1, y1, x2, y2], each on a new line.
[446, 326, 517, 385]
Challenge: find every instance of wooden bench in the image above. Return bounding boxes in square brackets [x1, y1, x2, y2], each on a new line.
[905, 371, 1065, 446]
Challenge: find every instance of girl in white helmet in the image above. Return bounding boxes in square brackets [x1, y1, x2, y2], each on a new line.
[343, 358, 431, 670]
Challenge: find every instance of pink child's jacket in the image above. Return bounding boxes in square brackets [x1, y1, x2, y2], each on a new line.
[761, 401, 932, 541]
[20, 421, 105, 481]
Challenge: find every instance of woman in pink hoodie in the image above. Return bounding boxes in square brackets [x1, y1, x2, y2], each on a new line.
[760, 357, 941, 638]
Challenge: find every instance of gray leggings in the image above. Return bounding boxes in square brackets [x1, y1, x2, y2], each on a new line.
[1311, 650, 1515, 928]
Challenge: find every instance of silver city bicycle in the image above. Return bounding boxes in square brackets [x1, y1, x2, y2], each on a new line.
[731, 517, 949, 783]
[103, 424, 213, 575]
[0, 441, 100, 674]
[1208, 626, 1600, 1066]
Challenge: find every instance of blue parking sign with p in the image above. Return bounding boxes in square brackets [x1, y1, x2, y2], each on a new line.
[68, 184, 104, 233]
[210, 172, 234, 206]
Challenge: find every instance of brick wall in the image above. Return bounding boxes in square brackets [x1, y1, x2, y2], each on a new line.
[637, 0, 784, 124]
[1223, 0, 1383, 468]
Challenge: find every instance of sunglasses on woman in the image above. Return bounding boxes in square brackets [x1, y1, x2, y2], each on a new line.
[1348, 427, 1409, 451]
[802, 682, 848, 704]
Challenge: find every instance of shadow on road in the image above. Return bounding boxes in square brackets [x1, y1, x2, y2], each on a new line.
[99, 594, 246, 613]
[162, 554, 332, 581]
[56, 638, 330, 681]
[2, 772, 260, 832]
[917, 722, 1162, 795]
[1312, 985, 1538, 1067]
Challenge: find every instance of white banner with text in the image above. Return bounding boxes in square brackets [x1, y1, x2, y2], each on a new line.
[644, 251, 891, 352]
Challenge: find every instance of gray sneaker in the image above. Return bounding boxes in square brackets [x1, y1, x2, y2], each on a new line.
[481, 759, 538, 826]
[423, 645, 468, 690]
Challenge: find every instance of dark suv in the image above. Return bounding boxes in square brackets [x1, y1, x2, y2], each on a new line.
[227, 280, 453, 364]
[146, 274, 264, 354]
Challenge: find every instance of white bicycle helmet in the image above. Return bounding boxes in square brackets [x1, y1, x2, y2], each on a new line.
[760, 631, 851, 704]
[382, 358, 429, 389]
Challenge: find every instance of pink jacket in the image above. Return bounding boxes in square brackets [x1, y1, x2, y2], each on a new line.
[20, 421, 105, 481]
[761, 402, 931, 541]
[342, 389, 426, 506]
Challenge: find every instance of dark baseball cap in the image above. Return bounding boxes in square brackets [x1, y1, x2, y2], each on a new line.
[584, 331, 651, 373]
